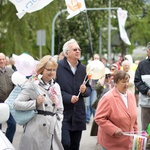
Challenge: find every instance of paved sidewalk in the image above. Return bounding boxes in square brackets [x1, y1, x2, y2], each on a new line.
[2, 107, 141, 150]
[11, 121, 101, 150]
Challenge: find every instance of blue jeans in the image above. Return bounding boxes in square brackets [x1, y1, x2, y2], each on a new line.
[86, 89, 97, 122]
[101, 147, 107, 150]
[0, 113, 16, 143]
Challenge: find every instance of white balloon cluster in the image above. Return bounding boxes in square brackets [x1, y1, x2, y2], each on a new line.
[15, 53, 37, 76]
[11, 53, 38, 85]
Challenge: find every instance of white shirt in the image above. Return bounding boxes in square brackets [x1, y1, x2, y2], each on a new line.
[67, 61, 78, 74]
[119, 91, 128, 108]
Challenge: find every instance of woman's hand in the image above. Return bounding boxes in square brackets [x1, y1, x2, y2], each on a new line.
[36, 95, 45, 106]
[114, 128, 123, 136]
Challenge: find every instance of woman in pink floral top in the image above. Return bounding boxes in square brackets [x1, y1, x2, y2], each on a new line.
[14, 55, 64, 150]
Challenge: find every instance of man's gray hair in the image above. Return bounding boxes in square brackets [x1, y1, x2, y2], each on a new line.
[63, 39, 78, 56]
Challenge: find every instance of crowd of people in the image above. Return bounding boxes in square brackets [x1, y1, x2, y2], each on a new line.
[0, 39, 150, 150]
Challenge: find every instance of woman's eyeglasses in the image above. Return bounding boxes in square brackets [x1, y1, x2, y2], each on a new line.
[45, 68, 57, 72]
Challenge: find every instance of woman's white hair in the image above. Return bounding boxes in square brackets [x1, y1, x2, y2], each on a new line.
[63, 39, 78, 56]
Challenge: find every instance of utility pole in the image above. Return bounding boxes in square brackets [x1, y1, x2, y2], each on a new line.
[108, 0, 111, 62]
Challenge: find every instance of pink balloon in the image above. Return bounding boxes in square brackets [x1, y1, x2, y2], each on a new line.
[15, 53, 37, 76]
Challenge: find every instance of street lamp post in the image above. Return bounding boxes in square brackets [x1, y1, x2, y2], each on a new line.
[51, 9, 67, 56]
[99, 25, 102, 58]
[99, 22, 105, 58]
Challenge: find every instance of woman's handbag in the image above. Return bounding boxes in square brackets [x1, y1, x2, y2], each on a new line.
[5, 85, 37, 126]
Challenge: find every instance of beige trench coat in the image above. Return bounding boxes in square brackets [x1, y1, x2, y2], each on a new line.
[14, 81, 64, 150]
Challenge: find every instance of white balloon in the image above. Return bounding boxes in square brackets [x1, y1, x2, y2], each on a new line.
[12, 54, 19, 60]
[14, 53, 37, 76]
[11, 71, 27, 85]
[86, 60, 105, 80]
[0, 103, 9, 123]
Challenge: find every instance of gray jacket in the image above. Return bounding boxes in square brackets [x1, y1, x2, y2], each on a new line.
[0, 67, 14, 102]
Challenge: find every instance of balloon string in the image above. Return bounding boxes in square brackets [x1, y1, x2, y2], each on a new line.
[77, 68, 94, 97]
[83, 74, 88, 83]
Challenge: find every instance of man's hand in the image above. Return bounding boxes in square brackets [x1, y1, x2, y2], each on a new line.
[79, 83, 86, 94]
[71, 95, 79, 103]
[147, 90, 150, 96]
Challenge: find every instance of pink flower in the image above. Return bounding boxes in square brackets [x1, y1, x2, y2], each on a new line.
[49, 86, 59, 107]
[31, 74, 41, 85]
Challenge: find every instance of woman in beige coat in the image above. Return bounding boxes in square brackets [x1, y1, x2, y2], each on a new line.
[14, 55, 64, 150]
[94, 70, 138, 150]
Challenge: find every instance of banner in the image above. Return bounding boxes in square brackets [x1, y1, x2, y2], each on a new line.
[117, 8, 131, 45]
[124, 132, 148, 150]
[9, 0, 53, 19]
[132, 135, 147, 150]
[65, 0, 86, 19]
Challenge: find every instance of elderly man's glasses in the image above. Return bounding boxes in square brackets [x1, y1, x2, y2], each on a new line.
[73, 48, 81, 52]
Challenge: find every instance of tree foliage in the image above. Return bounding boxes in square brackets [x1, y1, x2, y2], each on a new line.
[0, 0, 59, 59]
[55, 0, 146, 61]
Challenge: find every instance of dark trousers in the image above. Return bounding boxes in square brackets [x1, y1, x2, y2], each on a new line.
[62, 129, 82, 150]
[141, 107, 150, 150]
[141, 107, 150, 130]
[0, 113, 16, 143]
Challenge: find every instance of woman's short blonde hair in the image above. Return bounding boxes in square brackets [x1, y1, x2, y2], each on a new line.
[36, 55, 58, 75]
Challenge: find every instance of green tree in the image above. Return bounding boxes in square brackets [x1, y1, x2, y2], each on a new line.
[0, 0, 149, 62]
[0, 0, 59, 59]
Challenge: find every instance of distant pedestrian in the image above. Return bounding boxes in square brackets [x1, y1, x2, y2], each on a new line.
[90, 68, 112, 136]
[134, 42, 150, 133]
[0, 52, 16, 143]
[86, 53, 100, 123]
[58, 51, 65, 60]
[122, 60, 135, 95]
[110, 63, 118, 88]
[93, 53, 100, 61]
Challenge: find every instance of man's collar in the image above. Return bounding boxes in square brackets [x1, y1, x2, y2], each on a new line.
[67, 60, 78, 68]
[0, 67, 6, 73]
